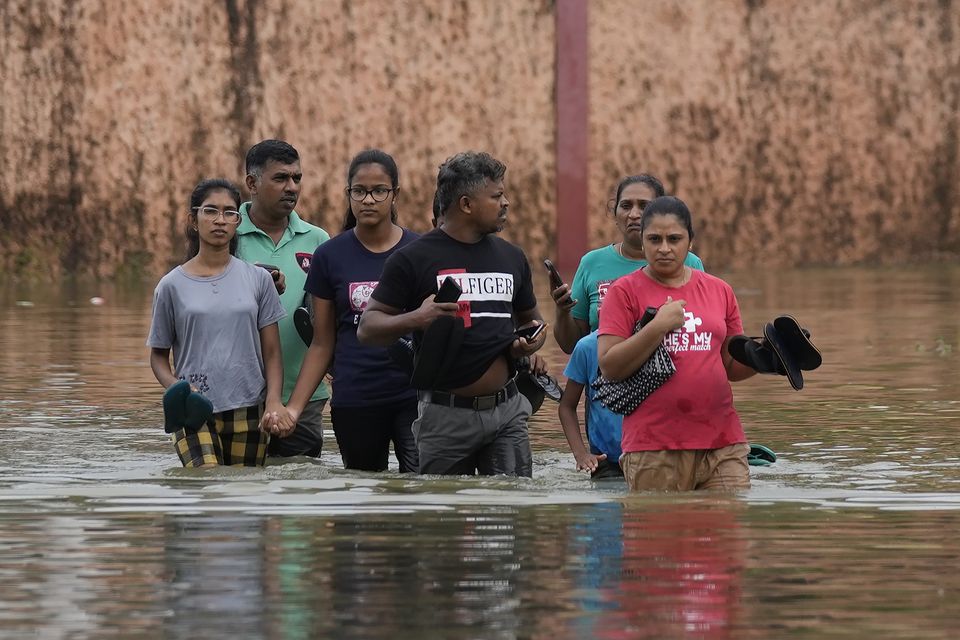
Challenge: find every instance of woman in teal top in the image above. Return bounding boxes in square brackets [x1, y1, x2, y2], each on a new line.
[552, 174, 704, 353]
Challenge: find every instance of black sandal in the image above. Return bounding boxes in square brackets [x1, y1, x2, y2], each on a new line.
[293, 306, 313, 346]
[773, 315, 822, 371]
[729, 334, 782, 375]
[763, 322, 804, 390]
[293, 293, 313, 346]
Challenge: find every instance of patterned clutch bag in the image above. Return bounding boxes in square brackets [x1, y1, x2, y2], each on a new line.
[591, 306, 676, 415]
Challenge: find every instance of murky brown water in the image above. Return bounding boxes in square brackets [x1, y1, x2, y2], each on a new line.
[2, 266, 960, 638]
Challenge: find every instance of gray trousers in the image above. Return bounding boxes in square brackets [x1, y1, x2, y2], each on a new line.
[412, 392, 532, 477]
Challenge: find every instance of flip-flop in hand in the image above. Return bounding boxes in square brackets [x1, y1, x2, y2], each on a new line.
[162, 380, 213, 434]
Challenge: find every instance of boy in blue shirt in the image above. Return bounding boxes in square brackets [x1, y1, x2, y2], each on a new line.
[559, 331, 624, 479]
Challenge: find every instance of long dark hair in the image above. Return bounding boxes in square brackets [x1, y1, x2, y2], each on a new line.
[341, 149, 400, 231]
[185, 178, 242, 260]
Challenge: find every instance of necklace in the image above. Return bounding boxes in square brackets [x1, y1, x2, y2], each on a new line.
[616, 242, 636, 259]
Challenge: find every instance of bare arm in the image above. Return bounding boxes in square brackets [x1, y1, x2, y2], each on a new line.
[259, 322, 284, 409]
[722, 336, 758, 382]
[286, 296, 336, 417]
[558, 379, 606, 472]
[258, 321, 294, 436]
[554, 315, 589, 355]
[149, 348, 179, 388]
[598, 298, 685, 380]
[357, 296, 458, 347]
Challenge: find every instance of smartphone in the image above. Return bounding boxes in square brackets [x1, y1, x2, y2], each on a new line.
[639, 306, 658, 327]
[255, 263, 280, 280]
[435, 276, 462, 303]
[516, 323, 546, 341]
[543, 259, 564, 290]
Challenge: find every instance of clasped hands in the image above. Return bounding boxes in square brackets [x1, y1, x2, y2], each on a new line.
[258, 402, 298, 438]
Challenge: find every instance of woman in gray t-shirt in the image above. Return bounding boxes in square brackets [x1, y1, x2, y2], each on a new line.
[147, 179, 287, 467]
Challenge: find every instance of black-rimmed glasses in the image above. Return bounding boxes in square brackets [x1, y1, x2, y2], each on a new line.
[346, 186, 394, 203]
[193, 206, 241, 224]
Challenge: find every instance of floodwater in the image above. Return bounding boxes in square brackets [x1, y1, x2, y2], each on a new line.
[2, 265, 960, 639]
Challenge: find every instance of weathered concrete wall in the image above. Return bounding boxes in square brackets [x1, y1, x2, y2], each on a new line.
[0, 0, 556, 278]
[2, 0, 959, 278]
[589, 0, 960, 268]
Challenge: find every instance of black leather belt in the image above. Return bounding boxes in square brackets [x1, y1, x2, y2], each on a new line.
[419, 378, 519, 411]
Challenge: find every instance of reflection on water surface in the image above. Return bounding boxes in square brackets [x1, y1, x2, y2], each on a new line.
[2, 266, 960, 638]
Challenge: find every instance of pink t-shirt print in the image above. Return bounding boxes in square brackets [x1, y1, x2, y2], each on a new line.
[349, 281, 378, 313]
[596, 279, 613, 310]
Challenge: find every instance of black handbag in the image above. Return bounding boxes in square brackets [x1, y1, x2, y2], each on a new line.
[591, 306, 676, 415]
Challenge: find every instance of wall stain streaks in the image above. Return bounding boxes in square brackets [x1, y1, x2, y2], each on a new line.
[1, 0, 959, 278]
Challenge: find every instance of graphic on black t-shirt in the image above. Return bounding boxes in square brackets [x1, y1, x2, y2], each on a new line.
[348, 280, 377, 325]
[372, 229, 537, 389]
[437, 269, 470, 327]
[436, 268, 515, 329]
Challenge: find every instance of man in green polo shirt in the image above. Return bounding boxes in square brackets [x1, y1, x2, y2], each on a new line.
[236, 139, 330, 457]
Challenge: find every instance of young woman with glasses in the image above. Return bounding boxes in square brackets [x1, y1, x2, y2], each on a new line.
[147, 178, 289, 467]
[285, 150, 420, 472]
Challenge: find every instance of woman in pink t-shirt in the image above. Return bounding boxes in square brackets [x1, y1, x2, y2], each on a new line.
[597, 196, 757, 491]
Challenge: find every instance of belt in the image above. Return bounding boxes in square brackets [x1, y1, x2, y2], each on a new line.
[419, 378, 519, 411]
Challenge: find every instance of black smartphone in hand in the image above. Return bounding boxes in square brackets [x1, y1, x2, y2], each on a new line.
[639, 306, 658, 327]
[435, 276, 462, 303]
[255, 263, 280, 280]
[543, 259, 564, 290]
[516, 323, 546, 341]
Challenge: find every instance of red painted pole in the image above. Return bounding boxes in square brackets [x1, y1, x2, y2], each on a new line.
[555, 0, 589, 273]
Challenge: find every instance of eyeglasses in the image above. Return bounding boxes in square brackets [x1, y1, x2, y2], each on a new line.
[193, 206, 241, 224]
[346, 186, 395, 203]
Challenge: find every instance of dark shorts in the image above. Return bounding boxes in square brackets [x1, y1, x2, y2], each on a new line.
[590, 457, 624, 480]
[173, 404, 269, 467]
[331, 398, 419, 472]
[412, 389, 532, 477]
[268, 399, 325, 457]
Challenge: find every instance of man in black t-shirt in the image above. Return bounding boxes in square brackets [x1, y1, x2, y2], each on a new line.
[357, 151, 547, 476]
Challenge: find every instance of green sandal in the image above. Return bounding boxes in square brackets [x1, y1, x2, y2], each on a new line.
[162, 380, 213, 433]
[748, 444, 777, 466]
